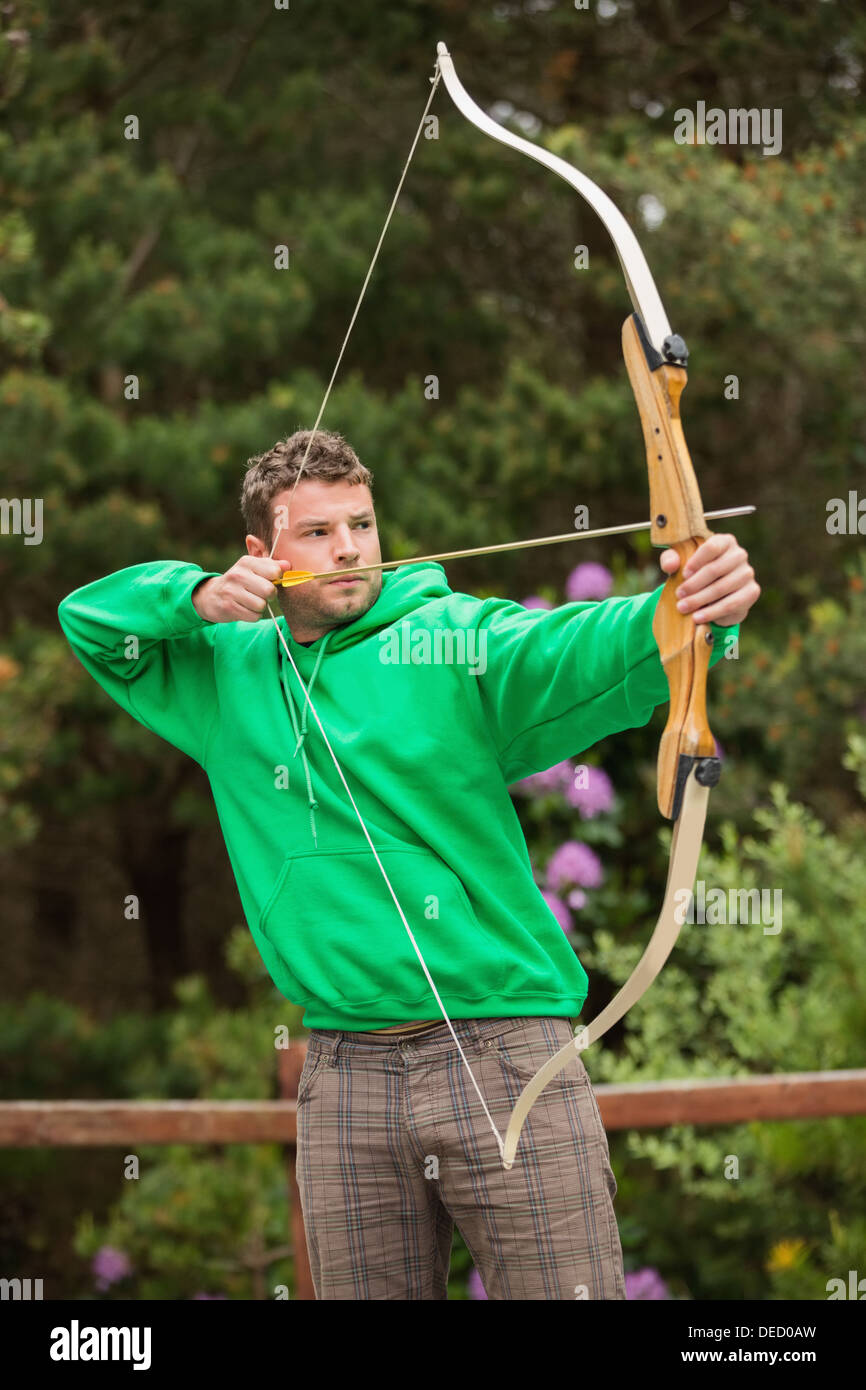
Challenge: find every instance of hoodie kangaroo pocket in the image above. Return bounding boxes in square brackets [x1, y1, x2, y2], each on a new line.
[258, 845, 504, 1008]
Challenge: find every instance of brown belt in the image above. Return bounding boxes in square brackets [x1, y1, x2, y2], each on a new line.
[360, 1020, 443, 1037]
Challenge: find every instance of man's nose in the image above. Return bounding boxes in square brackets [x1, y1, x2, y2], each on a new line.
[332, 526, 359, 559]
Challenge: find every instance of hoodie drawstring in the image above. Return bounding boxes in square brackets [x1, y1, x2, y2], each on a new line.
[276, 626, 332, 849]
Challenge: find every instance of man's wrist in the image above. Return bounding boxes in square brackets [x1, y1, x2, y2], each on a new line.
[191, 576, 217, 621]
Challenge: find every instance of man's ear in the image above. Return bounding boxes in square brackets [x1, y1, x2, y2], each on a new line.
[245, 532, 267, 558]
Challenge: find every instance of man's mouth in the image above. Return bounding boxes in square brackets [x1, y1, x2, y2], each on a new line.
[328, 573, 364, 586]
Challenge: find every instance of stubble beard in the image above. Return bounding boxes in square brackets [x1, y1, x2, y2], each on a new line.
[279, 571, 383, 634]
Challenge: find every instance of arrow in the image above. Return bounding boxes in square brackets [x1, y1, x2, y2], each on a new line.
[271, 505, 755, 587]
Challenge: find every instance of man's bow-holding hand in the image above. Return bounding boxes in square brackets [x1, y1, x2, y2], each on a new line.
[660, 533, 760, 627]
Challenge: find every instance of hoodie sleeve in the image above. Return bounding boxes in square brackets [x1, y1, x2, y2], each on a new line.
[473, 584, 737, 783]
[57, 561, 224, 767]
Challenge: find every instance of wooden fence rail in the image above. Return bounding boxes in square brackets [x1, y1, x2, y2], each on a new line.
[2, 1059, 864, 1299]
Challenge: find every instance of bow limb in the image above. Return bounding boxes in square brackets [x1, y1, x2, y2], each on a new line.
[435, 43, 672, 348]
[501, 772, 709, 1168]
[435, 43, 722, 1168]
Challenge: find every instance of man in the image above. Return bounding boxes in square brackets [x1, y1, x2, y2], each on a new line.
[58, 427, 759, 1300]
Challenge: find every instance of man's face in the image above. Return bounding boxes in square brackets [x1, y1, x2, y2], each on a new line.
[247, 478, 382, 640]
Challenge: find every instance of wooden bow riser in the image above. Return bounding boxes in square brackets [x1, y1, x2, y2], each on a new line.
[621, 313, 718, 821]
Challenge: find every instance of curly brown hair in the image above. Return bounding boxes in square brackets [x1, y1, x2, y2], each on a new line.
[241, 430, 373, 544]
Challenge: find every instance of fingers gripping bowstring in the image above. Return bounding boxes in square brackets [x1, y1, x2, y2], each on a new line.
[266, 61, 506, 1159]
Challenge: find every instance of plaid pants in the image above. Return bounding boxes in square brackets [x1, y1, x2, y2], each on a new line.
[295, 1015, 626, 1300]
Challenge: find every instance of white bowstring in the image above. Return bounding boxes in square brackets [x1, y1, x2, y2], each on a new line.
[266, 59, 506, 1157]
[268, 64, 443, 554]
[268, 608, 505, 1157]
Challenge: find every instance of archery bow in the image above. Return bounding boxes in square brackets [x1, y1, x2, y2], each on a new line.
[270, 44, 725, 1171]
[432, 43, 723, 1168]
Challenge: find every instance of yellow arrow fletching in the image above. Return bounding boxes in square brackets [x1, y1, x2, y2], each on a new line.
[273, 570, 316, 588]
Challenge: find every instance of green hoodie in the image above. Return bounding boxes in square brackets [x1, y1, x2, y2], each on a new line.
[58, 561, 735, 1030]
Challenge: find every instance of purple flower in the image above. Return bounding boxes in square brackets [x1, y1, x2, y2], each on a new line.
[468, 1267, 489, 1300]
[566, 562, 613, 602]
[625, 1267, 671, 1300]
[521, 595, 553, 609]
[541, 889, 574, 934]
[510, 760, 573, 798]
[191, 1292, 228, 1299]
[566, 888, 587, 910]
[565, 765, 615, 817]
[92, 1246, 132, 1291]
[546, 841, 604, 892]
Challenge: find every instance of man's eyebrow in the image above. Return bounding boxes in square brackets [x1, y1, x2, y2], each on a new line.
[294, 510, 375, 527]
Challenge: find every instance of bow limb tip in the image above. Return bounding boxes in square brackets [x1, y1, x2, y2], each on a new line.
[502, 1110, 525, 1170]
